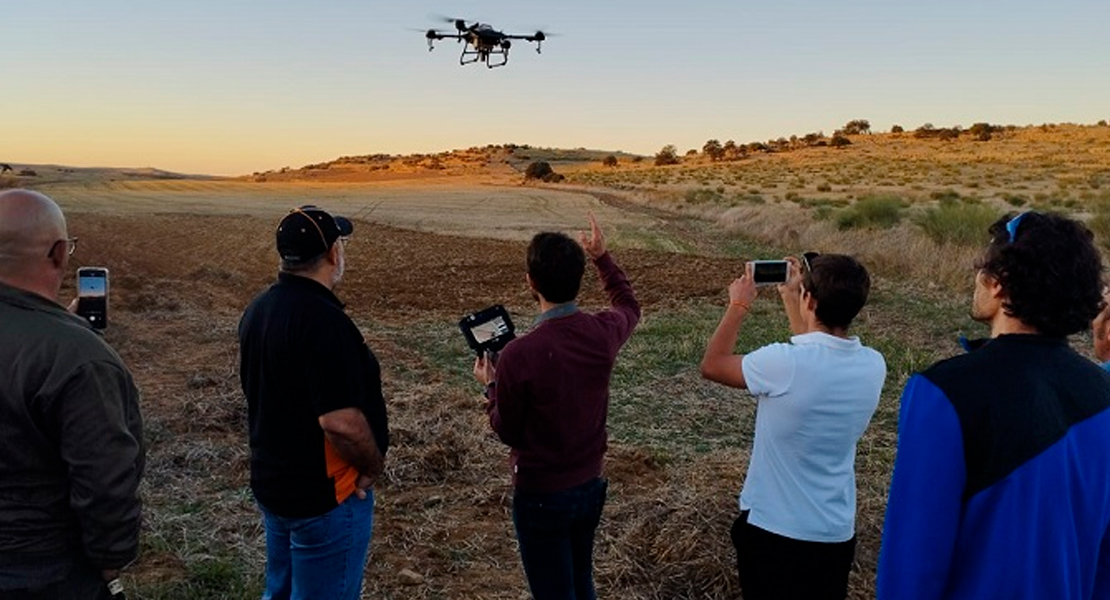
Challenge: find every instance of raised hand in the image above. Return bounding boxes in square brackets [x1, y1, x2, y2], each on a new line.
[579, 211, 607, 260]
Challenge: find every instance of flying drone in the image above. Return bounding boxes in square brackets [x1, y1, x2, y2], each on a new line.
[425, 18, 548, 68]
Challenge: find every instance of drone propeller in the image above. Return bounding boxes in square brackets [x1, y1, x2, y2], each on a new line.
[428, 13, 473, 32]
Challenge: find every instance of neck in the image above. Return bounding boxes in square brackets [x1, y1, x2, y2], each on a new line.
[803, 312, 850, 339]
[0, 273, 60, 304]
[539, 298, 571, 314]
[285, 269, 334, 291]
[990, 315, 1039, 337]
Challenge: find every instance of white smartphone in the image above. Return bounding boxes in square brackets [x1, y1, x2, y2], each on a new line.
[76, 267, 109, 329]
[751, 260, 790, 286]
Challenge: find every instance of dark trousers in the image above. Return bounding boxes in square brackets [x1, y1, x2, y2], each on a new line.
[731, 510, 856, 600]
[0, 557, 113, 600]
[512, 477, 608, 600]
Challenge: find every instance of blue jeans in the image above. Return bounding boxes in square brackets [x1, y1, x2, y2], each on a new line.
[258, 491, 375, 600]
[512, 477, 607, 600]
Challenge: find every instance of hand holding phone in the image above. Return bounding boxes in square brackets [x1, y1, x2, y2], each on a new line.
[76, 267, 109, 329]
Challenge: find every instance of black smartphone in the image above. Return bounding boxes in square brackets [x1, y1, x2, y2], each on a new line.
[76, 267, 109, 329]
[751, 260, 789, 286]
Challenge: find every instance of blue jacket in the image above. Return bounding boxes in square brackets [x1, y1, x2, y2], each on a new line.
[879, 334, 1110, 600]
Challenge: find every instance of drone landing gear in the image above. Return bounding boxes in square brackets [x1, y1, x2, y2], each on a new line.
[460, 46, 509, 68]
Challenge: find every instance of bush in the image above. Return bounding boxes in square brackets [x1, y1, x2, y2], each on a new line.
[891, 125, 904, 134]
[830, 134, 852, 148]
[654, 145, 680, 166]
[602, 155, 618, 168]
[835, 195, 905, 230]
[684, 188, 723, 204]
[916, 202, 1001, 246]
[524, 161, 564, 182]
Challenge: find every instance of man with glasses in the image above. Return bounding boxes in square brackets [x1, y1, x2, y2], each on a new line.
[700, 252, 885, 600]
[879, 211, 1110, 599]
[0, 189, 144, 599]
[239, 205, 388, 600]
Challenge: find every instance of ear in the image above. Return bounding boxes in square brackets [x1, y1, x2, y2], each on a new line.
[983, 272, 1006, 300]
[326, 241, 341, 265]
[47, 240, 67, 270]
[803, 289, 818, 313]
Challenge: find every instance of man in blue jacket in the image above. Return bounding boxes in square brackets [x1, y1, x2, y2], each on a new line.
[878, 211, 1110, 599]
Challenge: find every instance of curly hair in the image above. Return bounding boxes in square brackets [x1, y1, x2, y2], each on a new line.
[802, 254, 871, 330]
[527, 232, 586, 303]
[977, 211, 1104, 337]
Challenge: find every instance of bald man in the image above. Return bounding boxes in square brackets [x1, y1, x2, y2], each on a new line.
[0, 189, 144, 599]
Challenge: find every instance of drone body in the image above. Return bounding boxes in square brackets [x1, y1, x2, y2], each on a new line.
[425, 19, 547, 68]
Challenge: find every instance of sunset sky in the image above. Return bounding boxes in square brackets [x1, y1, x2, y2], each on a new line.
[5, 0, 1108, 176]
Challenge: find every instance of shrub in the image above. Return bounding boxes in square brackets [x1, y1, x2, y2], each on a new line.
[602, 155, 618, 168]
[654, 145, 680, 166]
[816, 183, 832, 192]
[684, 188, 723, 204]
[835, 195, 905, 230]
[524, 161, 564, 182]
[916, 201, 1001, 246]
[830, 134, 852, 148]
[891, 125, 904, 134]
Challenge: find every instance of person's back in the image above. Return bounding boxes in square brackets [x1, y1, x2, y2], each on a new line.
[0, 287, 142, 567]
[741, 333, 883, 539]
[879, 211, 1110, 600]
[493, 302, 633, 492]
[0, 189, 144, 598]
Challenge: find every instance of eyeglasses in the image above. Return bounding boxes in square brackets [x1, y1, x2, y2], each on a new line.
[47, 237, 78, 258]
[801, 251, 820, 273]
[1006, 212, 1029, 244]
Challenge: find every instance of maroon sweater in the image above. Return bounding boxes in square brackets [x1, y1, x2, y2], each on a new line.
[487, 252, 640, 493]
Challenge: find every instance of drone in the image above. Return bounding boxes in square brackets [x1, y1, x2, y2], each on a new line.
[425, 18, 547, 68]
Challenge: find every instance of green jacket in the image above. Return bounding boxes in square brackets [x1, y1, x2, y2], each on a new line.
[0, 281, 144, 586]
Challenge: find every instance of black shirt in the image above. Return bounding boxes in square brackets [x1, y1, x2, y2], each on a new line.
[239, 273, 388, 518]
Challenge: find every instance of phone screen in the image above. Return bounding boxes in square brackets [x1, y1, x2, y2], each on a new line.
[752, 261, 789, 285]
[78, 272, 107, 297]
[77, 268, 109, 329]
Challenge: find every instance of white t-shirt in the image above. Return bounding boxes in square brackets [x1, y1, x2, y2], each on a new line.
[740, 331, 886, 542]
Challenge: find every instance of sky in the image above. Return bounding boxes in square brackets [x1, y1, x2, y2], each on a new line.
[4, 1, 1109, 176]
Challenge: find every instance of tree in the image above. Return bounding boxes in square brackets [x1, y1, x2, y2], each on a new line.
[891, 124, 904, 134]
[702, 139, 725, 161]
[830, 134, 852, 148]
[602, 155, 618, 168]
[842, 119, 872, 135]
[654, 144, 680, 166]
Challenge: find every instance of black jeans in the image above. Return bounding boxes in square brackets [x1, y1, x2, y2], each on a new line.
[731, 510, 857, 600]
[512, 477, 608, 600]
[1, 556, 114, 600]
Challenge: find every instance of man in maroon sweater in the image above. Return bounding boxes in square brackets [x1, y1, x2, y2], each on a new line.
[473, 213, 640, 600]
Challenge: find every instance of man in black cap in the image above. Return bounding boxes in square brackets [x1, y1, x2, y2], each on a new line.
[239, 205, 389, 600]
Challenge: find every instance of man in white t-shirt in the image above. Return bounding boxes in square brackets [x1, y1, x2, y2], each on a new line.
[700, 253, 886, 600]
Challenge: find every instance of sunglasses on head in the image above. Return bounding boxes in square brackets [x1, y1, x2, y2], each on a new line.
[1005, 212, 1029, 244]
[801, 251, 820, 273]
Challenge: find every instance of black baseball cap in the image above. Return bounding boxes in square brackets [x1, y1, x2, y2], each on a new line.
[276, 205, 353, 262]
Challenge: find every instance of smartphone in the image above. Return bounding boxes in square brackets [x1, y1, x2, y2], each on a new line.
[751, 260, 789, 286]
[76, 267, 109, 329]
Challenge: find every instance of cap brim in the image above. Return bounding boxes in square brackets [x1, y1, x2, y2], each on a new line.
[334, 216, 353, 236]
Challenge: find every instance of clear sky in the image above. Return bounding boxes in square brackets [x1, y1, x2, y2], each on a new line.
[5, 1, 1108, 176]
